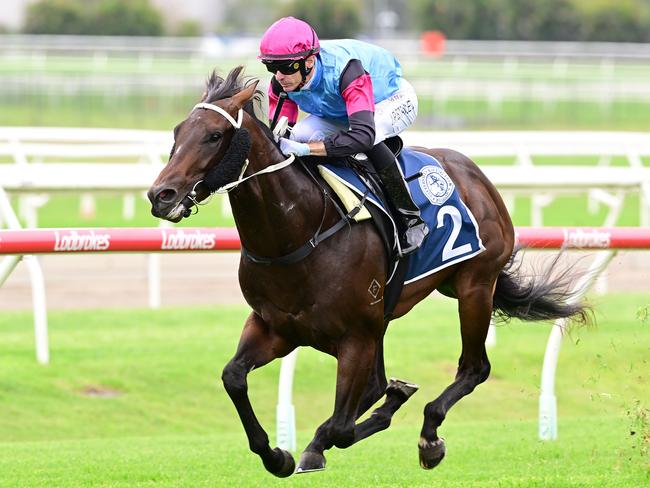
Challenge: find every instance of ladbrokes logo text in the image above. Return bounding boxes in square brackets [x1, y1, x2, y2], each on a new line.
[161, 229, 216, 250]
[563, 228, 611, 248]
[54, 230, 111, 251]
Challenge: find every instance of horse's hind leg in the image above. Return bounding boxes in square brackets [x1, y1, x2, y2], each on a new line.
[221, 312, 295, 477]
[419, 272, 495, 470]
[353, 377, 419, 442]
[352, 339, 419, 443]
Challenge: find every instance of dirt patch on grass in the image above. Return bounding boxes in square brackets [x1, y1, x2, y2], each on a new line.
[80, 385, 122, 398]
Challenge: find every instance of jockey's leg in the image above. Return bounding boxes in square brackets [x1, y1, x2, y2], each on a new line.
[370, 79, 427, 256]
[368, 142, 429, 256]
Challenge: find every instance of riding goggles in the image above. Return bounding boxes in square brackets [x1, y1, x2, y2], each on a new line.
[262, 59, 302, 75]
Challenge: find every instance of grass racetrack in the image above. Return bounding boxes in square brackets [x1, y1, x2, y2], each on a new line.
[1, 294, 648, 487]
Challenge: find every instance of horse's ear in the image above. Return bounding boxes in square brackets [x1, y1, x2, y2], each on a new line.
[231, 80, 260, 109]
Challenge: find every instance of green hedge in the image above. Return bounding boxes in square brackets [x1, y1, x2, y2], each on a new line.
[23, 0, 164, 36]
[278, 0, 362, 39]
[411, 0, 650, 42]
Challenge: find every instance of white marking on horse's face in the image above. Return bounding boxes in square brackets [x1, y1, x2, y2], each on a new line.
[176, 144, 183, 153]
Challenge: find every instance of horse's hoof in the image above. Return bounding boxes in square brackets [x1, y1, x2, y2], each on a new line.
[267, 447, 295, 478]
[387, 378, 419, 401]
[295, 450, 326, 473]
[418, 437, 446, 470]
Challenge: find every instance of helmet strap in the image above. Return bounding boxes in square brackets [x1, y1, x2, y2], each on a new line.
[295, 56, 314, 91]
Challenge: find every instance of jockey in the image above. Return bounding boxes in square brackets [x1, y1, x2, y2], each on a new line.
[259, 16, 428, 256]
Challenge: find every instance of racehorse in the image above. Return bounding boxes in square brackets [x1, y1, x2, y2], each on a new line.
[148, 67, 589, 477]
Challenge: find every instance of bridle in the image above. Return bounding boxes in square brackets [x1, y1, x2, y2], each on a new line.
[179, 102, 295, 214]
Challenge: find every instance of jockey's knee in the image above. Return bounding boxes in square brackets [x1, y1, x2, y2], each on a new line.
[291, 115, 343, 143]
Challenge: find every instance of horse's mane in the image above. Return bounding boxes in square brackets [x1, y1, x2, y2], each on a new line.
[203, 66, 274, 141]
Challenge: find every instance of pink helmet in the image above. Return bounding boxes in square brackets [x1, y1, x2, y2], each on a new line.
[259, 17, 320, 61]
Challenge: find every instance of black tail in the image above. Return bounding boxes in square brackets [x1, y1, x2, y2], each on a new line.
[492, 250, 592, 324]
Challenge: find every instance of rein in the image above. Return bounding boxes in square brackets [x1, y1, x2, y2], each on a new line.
[213, 154, 295, 193]
[190, 101, 367, 266]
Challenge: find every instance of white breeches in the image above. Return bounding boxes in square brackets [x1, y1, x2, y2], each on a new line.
[290, 79, 418, 144]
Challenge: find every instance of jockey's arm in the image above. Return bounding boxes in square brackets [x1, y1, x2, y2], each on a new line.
[323, 59, 376, 158]
[268, 79, 326, 155]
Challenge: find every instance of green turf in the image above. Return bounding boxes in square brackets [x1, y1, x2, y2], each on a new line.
[0, 294, 648, 486]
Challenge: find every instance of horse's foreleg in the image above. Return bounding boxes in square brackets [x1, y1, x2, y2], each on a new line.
[419, 281, 494, 470]
[221, 312, 295, 477]
[296, 336, 377, 473]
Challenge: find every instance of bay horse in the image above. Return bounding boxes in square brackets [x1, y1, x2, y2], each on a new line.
[148, 67, 589, 477]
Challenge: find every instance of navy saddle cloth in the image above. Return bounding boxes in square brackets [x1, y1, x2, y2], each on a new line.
[319, 147, 485, 284]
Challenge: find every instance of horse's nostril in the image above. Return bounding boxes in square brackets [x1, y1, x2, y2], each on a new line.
[157, 188, 177, 203]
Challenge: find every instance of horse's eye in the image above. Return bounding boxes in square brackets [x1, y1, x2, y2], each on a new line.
[208, 132, 222, 143]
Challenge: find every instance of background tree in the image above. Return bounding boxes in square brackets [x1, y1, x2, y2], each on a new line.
[409, 0, 650, 42]
[92, 0, 163, 36]
[579, 1, 650, 42]
[23, 0, 164, 36]
[173, 20, 202, 37]
[508, 0, 583, 41]
[23, 0, 88, 35]
[218, 0, 277, 35]
[278, 0, 362, 39]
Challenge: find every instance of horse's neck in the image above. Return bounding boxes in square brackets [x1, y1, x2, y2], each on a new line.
[230, 123, 323, 256]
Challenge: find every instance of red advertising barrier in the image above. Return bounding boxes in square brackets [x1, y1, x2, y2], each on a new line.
[1, 227, 650, 255]
[515, 227, 650, 249]
[0, 227, 240, 254]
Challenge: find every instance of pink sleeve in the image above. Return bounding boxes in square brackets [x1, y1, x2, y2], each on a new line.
[268, 83, 299, 125]
[341, 73, 375, 116]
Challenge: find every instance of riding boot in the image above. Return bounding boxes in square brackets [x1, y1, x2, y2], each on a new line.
[376, 161, 429, 256]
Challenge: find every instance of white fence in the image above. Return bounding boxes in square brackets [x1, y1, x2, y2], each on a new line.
[4, 35, 650, 63]
[2, 127, 650, 230]
[0, 127, 168, 227]
[404, 131, 650, 227]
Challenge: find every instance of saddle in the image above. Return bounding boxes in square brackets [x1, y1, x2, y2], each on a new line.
[326, 135, 405, 257]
